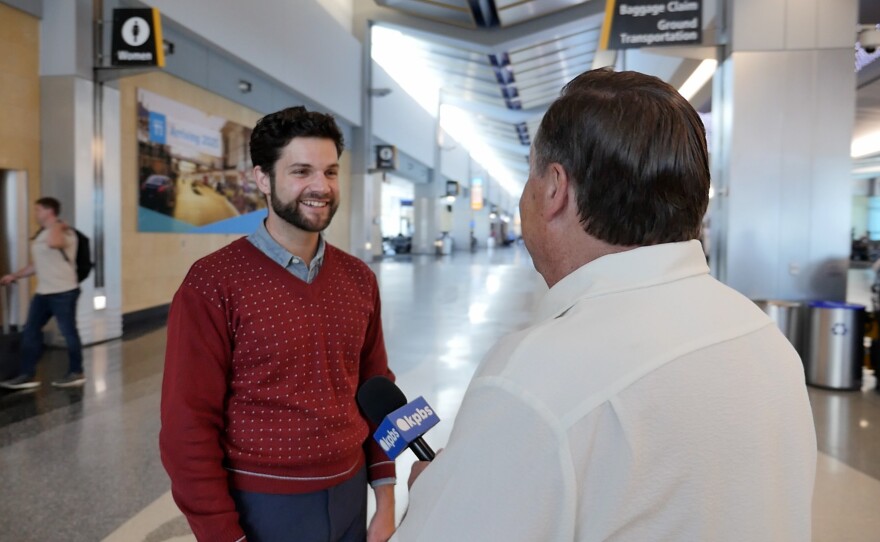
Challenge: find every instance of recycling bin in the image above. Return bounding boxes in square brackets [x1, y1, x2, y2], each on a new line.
[803, 301, 865, 391]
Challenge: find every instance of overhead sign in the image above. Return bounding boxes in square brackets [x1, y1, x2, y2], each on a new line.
[600, 1, 702, 50]
[375, 145, 398, 171]
[471, 178, 484, 211]
[111, 8, 165, 67]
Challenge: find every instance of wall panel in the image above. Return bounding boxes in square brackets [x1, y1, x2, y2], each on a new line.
[0, 4, 41, 239]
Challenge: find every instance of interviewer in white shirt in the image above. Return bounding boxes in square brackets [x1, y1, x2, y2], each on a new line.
[394, 68, 816, 542]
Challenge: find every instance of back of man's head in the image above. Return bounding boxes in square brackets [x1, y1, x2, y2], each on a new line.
[533, 68, 710, 247]
[35, 197, 61, 216]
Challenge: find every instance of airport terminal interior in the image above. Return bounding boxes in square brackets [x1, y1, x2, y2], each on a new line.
[2, 0, 880, 540]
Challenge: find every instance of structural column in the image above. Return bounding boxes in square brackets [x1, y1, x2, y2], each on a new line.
[412, 180, 443, 254]
[40, 0, 122, 344]
[349, 20, 379, 261]
[710, 0, 858, 301]
[450, 188, 473, 251]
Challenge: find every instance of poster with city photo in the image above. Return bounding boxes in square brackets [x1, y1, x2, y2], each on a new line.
[136, 88, 267, 233]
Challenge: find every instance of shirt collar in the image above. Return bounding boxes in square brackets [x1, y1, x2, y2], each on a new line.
[535, 240, 709, 322]
[248, 220, 325, 270]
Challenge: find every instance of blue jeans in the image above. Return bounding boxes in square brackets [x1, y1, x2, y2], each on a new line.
[19, 288, 83, 377]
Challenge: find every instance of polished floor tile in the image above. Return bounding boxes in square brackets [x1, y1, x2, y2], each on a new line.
[813, 452, 880, 542]
[1, 246, 879, 541]
[810, 376, 880, 480]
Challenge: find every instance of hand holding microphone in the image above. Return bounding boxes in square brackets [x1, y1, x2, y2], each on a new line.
[357, 376, 439, 462]
[407, 457, 434, 489]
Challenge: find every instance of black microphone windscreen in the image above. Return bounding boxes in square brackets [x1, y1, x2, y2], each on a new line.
[357, 376, 407, 425]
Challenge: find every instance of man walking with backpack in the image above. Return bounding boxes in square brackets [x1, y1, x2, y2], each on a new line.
[0, 197, 86, 389]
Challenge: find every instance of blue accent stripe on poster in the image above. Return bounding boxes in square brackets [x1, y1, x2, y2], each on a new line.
[190, 209, 268, 234]
[138, 207, 196, 233]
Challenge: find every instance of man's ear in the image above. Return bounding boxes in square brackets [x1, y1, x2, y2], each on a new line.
[545, 163, 570, 219]
[254, 166, 271, 196]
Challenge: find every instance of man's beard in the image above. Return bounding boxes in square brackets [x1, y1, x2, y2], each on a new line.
[269, 177, 338, 232]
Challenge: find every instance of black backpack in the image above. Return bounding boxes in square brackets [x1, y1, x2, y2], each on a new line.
[59, 229, 93, 283]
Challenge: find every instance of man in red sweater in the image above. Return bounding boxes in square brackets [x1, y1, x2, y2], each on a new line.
[160, 106, 396, 542]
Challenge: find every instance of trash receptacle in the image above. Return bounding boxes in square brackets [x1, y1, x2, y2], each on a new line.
[754, 300, 803, 354]
[441, 236, 453, 255]
[804, 301, 865, 391]
[434, 234, 453, 256]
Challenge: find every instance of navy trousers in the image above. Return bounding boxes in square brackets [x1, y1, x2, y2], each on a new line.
[19, 288, 83, 377]
[231, 467, 368, 542]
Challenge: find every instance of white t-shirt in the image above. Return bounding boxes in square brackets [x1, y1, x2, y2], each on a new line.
[32, 227, 78, 294]
[393, 241, 816, 542]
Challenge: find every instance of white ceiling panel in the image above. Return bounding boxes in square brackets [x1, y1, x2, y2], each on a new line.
[376, 0, 477, 28]
[496, 0, 593, 27]
[507, 29, 601, 63]
[372, 0, 608, 193]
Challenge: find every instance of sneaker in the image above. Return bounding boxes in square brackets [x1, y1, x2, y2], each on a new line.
[51, 373, 86, 388]
[0, 375, 41, 390]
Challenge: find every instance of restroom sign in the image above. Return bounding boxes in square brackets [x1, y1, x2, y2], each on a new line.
[111, 8, 165, 67]
[375, 145, 398, 171]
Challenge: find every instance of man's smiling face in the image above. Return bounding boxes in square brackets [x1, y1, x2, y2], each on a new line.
[266, 137, 340, 233]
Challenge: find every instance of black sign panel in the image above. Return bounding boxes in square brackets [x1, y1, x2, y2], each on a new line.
[603, 1, 702, 50]
[111, 8, 165, 67]
[376, 145, 397, 171]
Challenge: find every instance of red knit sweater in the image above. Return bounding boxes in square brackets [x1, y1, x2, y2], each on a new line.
[159, 238, 395, 542]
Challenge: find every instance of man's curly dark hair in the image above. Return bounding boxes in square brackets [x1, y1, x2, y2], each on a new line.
[249, 106, 344, 179]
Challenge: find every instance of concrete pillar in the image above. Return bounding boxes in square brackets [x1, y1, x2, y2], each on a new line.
[370, 172, 383, 258]
[450, 188, 473, 251]
[40, 0, 122, 344]
[869, 197, 880, 241]
[710, 0, 858, 301]
[473, 204, 491, 249]
[412, 180, 443, 254]
[349, 20, 376, 261]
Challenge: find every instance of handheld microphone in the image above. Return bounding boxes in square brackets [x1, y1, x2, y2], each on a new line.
[357, 376, 438, 461]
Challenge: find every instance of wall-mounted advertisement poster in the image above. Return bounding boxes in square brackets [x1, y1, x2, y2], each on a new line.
[136, 88, 267, 233]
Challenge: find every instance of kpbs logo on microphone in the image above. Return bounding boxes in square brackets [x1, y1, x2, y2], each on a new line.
[374, 397, 439, 459]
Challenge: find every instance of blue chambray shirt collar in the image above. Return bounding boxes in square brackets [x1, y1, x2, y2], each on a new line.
[247, 220, 325, 282]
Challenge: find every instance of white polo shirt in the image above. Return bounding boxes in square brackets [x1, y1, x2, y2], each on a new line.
[393, 241, 816, 542]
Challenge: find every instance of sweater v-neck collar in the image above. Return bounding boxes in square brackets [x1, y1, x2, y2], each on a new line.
[236, 237, 332, 292]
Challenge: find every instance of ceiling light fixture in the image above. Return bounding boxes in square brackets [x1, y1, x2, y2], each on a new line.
[852, 131, 880, 158]
[678, 59, 717, 102]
